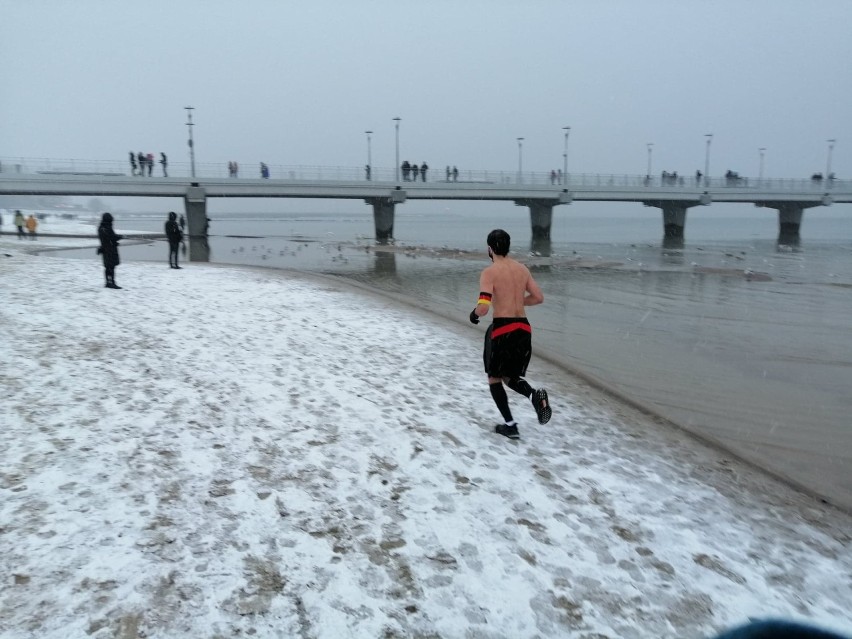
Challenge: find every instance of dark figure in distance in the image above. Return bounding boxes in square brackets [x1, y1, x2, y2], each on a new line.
[160, 152, 168, 177]
[14, 210, 26, 239]
[470, 229, 551, 439]
[179, 214, 186, 231]
[129, 152, 138, 176]
[98, 212, 124, 289]
[165, 211, 183, 269]
[421, 161, 428, 182]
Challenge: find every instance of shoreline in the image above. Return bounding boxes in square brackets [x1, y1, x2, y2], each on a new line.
[8, 230, 849, 514]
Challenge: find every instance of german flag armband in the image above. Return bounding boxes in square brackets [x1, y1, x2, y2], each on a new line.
[477, 292, 493, 305]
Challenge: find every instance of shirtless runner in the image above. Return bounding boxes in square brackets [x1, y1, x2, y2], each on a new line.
[469, 229, 552, 439]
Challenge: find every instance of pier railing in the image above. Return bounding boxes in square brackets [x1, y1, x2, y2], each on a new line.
[0, 156, 847, 192]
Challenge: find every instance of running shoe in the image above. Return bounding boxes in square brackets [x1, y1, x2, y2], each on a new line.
[533, 389, 551, 424]
[495, 423, 520, 439]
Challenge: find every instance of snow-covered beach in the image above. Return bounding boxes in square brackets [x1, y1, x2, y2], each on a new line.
[1, 228, 851, 639]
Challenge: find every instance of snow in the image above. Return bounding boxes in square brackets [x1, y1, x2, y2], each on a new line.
[1, 228, 851, 639]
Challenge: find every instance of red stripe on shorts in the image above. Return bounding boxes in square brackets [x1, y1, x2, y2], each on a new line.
[490, 322, 532, 339]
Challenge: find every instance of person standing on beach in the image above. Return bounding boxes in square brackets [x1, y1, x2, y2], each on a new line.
[97, 212, 124, 289]
[14, 210, 26, 239]
[25, 214, 38, 240]
[165, 211, 183, 269]
[469, 228, 551, 439]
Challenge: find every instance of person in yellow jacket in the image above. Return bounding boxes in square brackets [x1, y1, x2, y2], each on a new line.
[25, 214, 38, 240]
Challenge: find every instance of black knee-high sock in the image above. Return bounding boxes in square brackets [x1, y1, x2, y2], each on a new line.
[506, 377, 534, 398]
[489, 382, 514, 423]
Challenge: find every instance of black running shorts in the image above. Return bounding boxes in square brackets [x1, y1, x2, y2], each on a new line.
[483, 317, 532, 378]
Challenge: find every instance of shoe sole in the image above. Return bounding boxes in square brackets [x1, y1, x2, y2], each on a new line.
[534, 389, 552, 424]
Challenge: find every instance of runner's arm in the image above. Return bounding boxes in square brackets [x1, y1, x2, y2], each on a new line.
[524, 270, 544, 306]
[473, 269, 494, 319]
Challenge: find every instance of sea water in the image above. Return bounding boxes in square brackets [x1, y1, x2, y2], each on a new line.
[71, 202, 852, 510]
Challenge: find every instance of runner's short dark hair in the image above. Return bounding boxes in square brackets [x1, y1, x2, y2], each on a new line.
[487, 229, 511, 256]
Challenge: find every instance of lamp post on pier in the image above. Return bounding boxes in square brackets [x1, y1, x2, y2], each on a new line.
[562, 126, 570, 184]
[758, 147, 766, 182]
[646, 143, 654, 178]
[365, 130, 373, 180]
[393, 117, 401, 182]
[517, 137, 524, 184]
[704, 133, 713, 186]
[826, 138, 836, 180]
[184, 106, 196, 178]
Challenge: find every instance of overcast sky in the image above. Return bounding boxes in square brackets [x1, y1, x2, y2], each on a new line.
[2, 0, 851, 181]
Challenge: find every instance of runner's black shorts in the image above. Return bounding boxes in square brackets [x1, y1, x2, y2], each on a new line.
[483, 317, 532, 378]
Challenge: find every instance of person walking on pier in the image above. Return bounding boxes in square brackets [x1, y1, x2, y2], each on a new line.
[129, 152, 138, 176]
[25, 214, 38, 240]
[165, 211, 183, 269]
[14, 210, 26, 239]
[411, 163, 419, 181]
[469, 229, 552, 439]
[452, 166, 459, 182]
[160, 152, 168, 177]
[401, 160, 411, 181]
[421, 161, 428, 182]
[446, 166, 451, 181]
[97, 212, 123, 289]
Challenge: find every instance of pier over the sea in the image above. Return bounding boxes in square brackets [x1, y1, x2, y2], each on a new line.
[2, 158, 850, 245]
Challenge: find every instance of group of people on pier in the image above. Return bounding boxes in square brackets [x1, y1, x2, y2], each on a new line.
[400, 160, 428, 181]
[129, 151, 167, 177]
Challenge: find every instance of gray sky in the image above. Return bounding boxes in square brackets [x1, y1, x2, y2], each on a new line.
[2, 0, 851, 181]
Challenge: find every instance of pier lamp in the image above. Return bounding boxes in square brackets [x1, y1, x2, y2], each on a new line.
[185, 106, 196, 178]
[826, 139, 836, 180]
[562, 126, 570, 184]
[393, 118, 401, 182]
[517, 137, 524, 184]
[759, 147, 766, 181]
[704, 133, 713, 186]
[646, 143, 654, 177]
[365, 130, 373, 180]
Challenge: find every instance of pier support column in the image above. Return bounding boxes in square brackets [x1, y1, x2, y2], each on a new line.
[757, 199, 826, 244]
[777, 205, 803, 243]
[644, 199, 706, 242]
[662, 204, 688, 239]
[183, 185, 209, 262]
[515, 199, 558, 241]
[365, 190, 405, 242]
